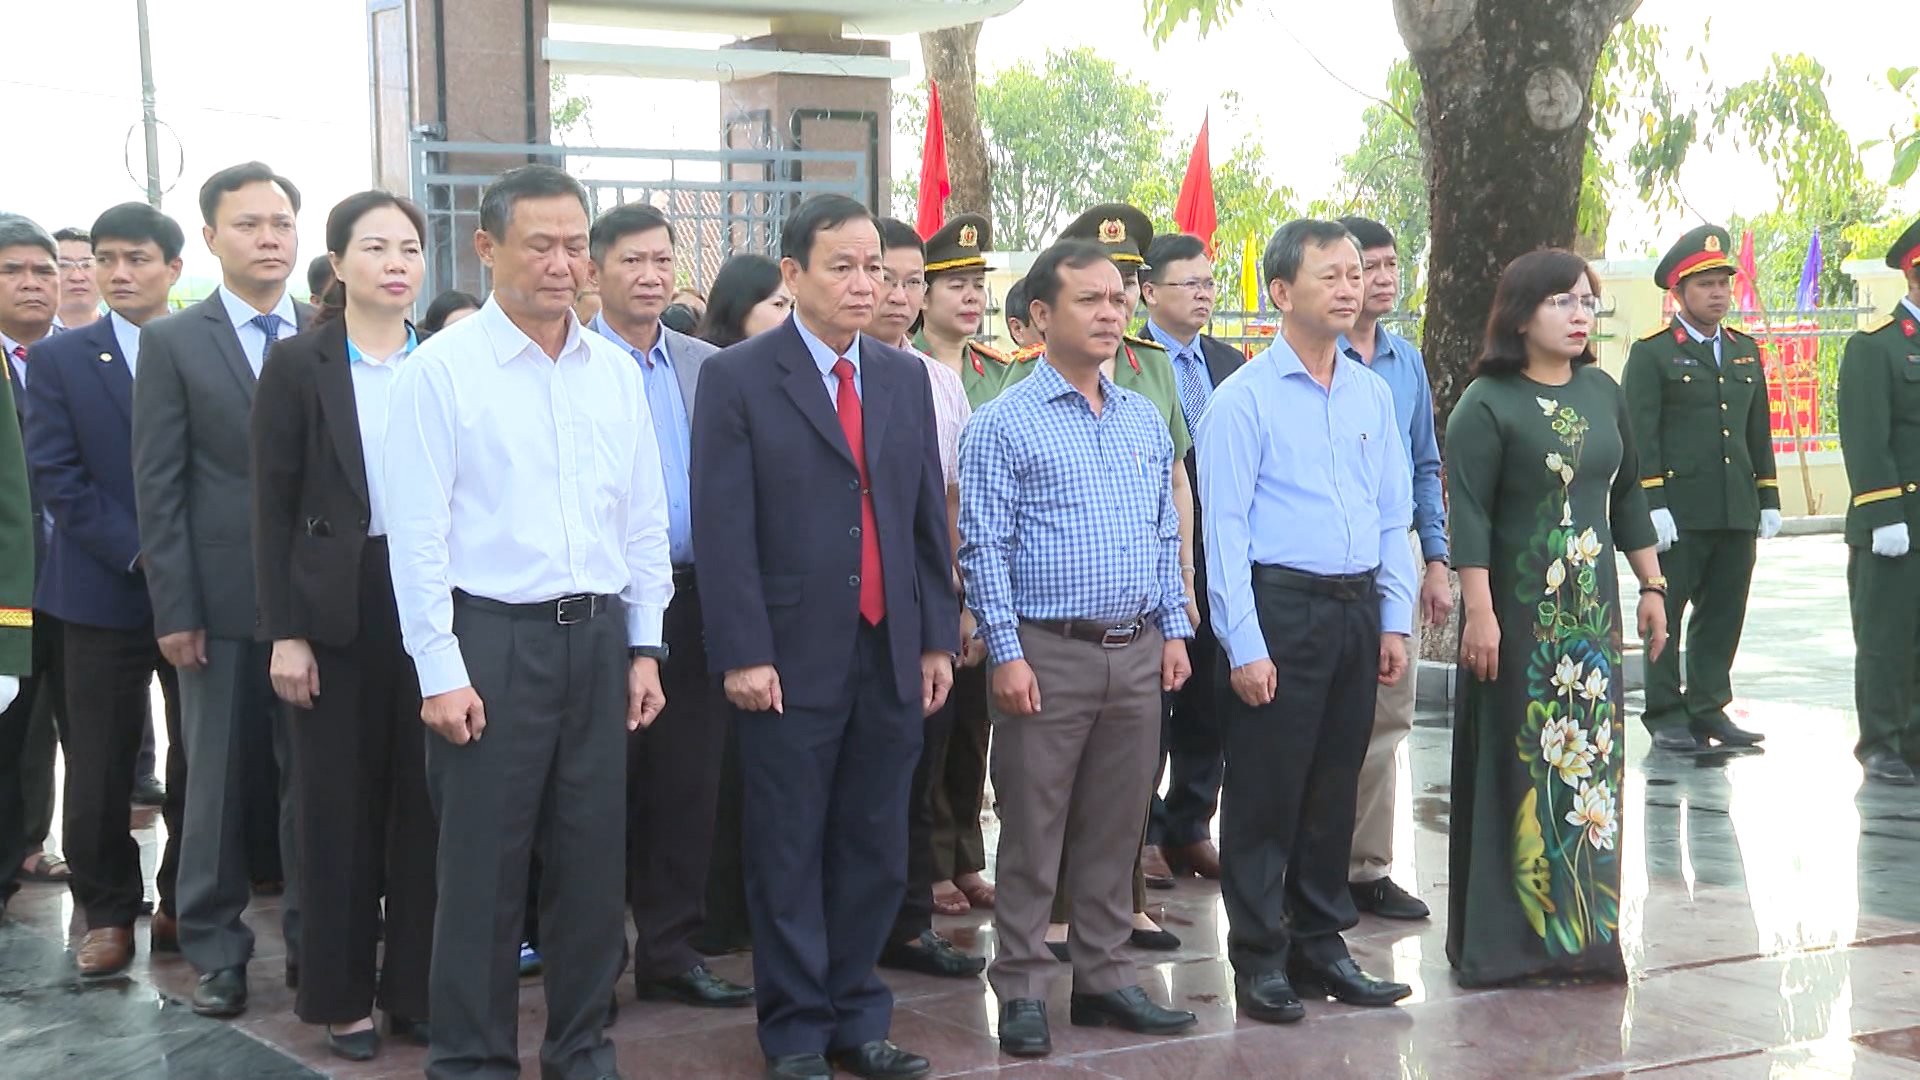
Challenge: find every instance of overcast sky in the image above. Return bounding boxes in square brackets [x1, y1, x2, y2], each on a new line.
[7, 0, 1914, 287]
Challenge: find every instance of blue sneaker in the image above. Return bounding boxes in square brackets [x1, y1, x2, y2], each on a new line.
[519, 943, 543, 977]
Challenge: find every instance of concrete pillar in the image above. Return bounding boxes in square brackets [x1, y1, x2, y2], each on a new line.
[717, 32, 893, 214]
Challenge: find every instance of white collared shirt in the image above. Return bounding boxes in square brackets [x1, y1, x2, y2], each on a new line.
[383, 297, 673, 697]
[1675, 313, 1723, 365]
[216, 284, 298, 375]
[110, 311, 143, 376]
[905, 342, 969, 489]
[1902, 297, 1920, 324]
[346, 328, 416, 537]
[792, 313, 862, 402]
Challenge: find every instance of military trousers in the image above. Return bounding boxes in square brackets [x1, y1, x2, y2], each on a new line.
[1848, 544, 1920, 762]
[1642, 528, 1756, 735]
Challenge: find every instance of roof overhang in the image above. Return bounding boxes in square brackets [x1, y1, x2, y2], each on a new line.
[549, 0, 1025, 37]
[544, 37, 909, 81]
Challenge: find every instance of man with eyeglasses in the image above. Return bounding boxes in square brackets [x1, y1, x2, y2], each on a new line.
[55, 229, 102, 330]
[1138, 232, 1243, 886]
[1332, 217, 1451, 923]
[869, 216, 986, 981]
[1622, 223, 1779, 755]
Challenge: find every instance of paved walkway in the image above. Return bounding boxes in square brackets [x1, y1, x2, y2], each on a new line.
[4, 535, 1918, 1078]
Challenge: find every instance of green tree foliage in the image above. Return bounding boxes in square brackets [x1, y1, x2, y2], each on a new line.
[1129, 133, 1303, 306]
[550, 75, 592, 142]
[1312, 59, 1426, 282]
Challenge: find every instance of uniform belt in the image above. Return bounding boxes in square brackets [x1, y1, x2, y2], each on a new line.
[454, 590, 615, 625]
[1252, 564, 1377, 602]
[1025, 617, 1145, 649]
[672, 565, 697, 588]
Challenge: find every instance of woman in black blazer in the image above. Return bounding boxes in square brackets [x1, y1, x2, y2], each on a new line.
[250, 191, 436, 1062]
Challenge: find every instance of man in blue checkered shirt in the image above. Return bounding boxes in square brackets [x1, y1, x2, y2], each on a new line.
[956, 240, 1195, 1059]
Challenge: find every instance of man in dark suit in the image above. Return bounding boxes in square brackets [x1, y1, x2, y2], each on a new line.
[691, 194, 957, 1080]
[25, 204, 188, 978]
[133, 161, 310, 1017]
[583, 203, 750, 1010]
[1138, 232, 1245, 882]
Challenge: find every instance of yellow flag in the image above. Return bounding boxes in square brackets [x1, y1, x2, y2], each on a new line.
[1240, 234, 1259, 313]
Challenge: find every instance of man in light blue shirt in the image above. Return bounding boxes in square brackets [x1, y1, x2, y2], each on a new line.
[583, 203, 750, 1011]
[1198, 219, 1415, 1024]
[1334, 216, 1452, 923]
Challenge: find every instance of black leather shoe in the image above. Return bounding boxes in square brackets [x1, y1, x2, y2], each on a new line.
[1350, 877, 1431, 921]
[192, 966, 249, 1017]
[285, 958, 299, 989]
[1046, 940, 1070, 962]
[1068, 984, 1197, 1035]
[1129, 925, 1182, 950]
[326, 1024, 380, 1061]
[1691, 714, 1765, 747]
[1235, 971, 1305, 1024]
[1864, 750, 1919, 786]
[132, 774, 165, 807]
[765, 1053, 831, 1079]
[998, 998, 1051, 1057]
[1289, 957, 1411, 1007]
[637, 963, 754, 1008]
[387, 1014, 431, 1046]
[828, 1040, 931, 1079]
[880, 930, 985, 978]
[1651, 728, 1704, 752]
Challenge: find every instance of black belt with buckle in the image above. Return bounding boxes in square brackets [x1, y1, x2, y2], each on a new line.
[672, 565, 697, 589]
[454, 590, 614, 626]
[1252, 564, 1377, 602]
[1027, 618, 1145, 649]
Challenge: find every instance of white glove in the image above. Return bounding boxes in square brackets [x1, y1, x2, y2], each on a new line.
[1871, 522, 1910, 559]
[1757, 509, 1783, 540]
[1650, 508, 1679, 553]
[0, 675, 17, 713]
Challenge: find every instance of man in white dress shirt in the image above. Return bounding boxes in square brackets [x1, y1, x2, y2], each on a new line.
[384, 164, 672, 1080]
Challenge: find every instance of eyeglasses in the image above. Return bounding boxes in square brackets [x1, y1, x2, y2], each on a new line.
[880, 272, 926, 295]
[1159, 278, 1218, 296]
[1544, 293, 1601, 313]
[58, 258, 96, 272]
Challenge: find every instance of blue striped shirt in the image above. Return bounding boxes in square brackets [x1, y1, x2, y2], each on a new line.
[958, 359, 1192, 664]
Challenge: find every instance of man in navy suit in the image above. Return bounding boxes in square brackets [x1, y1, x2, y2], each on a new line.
[24, 203, 187, 977]
[691, 195, 957, 1080]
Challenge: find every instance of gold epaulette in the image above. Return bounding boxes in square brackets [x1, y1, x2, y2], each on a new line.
[966, 340, 1008, 365]
[1867, 314, 1897, 333]
[1723, 323, 1752, 340]
[1123, 332, 1168, 352]
[1638, 324, 1673, 342]
[1010, 343, 1045, 364]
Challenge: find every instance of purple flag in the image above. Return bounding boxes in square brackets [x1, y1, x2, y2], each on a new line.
[1794, 228, 1823, 310]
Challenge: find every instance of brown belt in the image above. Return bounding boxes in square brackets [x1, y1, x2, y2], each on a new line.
[1024, 618, 1145, 649]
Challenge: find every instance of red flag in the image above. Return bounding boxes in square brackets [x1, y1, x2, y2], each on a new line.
[1734, 229, 1759, 315]
[1173, 113, 1217, 255]
[916, 81, 950, 240]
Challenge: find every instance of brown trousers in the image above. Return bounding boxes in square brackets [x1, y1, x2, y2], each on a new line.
[988, 622, 1163, 1002]
[1350, 531, 1421, 883]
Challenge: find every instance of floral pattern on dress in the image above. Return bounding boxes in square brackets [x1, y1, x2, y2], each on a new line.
[1510, 398, 1623, 957]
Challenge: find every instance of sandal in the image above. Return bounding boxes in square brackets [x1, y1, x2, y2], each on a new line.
[931, 881, 971, 917]
[955, 875, 996, 910]
[20, 852, 70, 882]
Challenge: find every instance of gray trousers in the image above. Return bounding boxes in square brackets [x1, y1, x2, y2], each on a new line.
[176, 636, 300, 973]
[988, 622, 1164, 1002]
[425, 597, 626, 1080]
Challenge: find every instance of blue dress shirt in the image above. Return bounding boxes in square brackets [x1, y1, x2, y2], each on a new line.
[590, 316, 693, 565]
[1145, 319, 1212, 437]
[1198, 336, 1417, 667]
[792, 313, 861, 402]
[1676, 313, 1723, 365]
[345, 327, 417, 537]
[1337, 324, 1447, 563]
[958, 359, 1192, 664]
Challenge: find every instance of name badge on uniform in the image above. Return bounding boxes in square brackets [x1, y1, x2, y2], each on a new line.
[1732, 355, 1755, 365]
[1670, 355, 1699, 367]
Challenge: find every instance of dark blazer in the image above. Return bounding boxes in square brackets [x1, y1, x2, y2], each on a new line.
[4, 344, 48, 574]
[249, 317, 389, 648]
[133, 292, 313, 640]
[23, 317, 149, 630]
[691, 318, 958, 709]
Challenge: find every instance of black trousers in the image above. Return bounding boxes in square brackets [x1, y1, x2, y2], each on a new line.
[61, 620, 181, 928]
[426, 594, 625, 1080]
[0, 669, 32, 907]
[696, 717, 751, 953]
[626, 575, 726, 981]
[1151, 599, 1224, 848]
[738, 620, 919, 1059]
[891, 666, 958, 944]
[292, 540, 436, 1024]
[1220, 566, 1379, 974]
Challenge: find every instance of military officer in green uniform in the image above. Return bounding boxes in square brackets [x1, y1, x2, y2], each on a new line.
[914, 213, 1012, 409]
[0, 321, 38, 919]
[1836, 216, 1920, 786]
[1622, 224, 1781, 752]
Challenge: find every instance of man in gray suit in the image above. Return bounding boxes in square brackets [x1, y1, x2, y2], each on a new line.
[132, 161, 309, 1017]
[584, 204, 753, 1010]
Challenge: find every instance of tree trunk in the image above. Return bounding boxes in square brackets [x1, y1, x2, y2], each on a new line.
[1394, 0, 1640, 433]
[919, 24, 991, 217]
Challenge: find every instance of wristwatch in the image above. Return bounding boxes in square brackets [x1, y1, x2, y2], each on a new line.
[630, 645, 669, 662]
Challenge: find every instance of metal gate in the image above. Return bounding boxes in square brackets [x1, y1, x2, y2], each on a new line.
[410, 137, 870, 303]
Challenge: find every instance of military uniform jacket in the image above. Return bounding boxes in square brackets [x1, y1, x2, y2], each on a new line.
[914, 331, 1009, 410]
[998, 334, 1192, 457]
[0, 369, 33, 673]
[1837, 305, 1920, 547]
[1621, 317, 1780, 531]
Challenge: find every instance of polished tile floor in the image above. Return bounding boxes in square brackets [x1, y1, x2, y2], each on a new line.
[3, 535, 1918, 1078]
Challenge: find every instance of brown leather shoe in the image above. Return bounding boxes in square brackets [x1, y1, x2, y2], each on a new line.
[150, 912, 180, 953]
[77, 927, 135, 978]
[1167, 840, 1222, 880]
[1141, 845, 1175, 890]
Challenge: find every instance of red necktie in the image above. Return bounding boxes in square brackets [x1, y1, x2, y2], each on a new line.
[833, 358, 886, 625]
